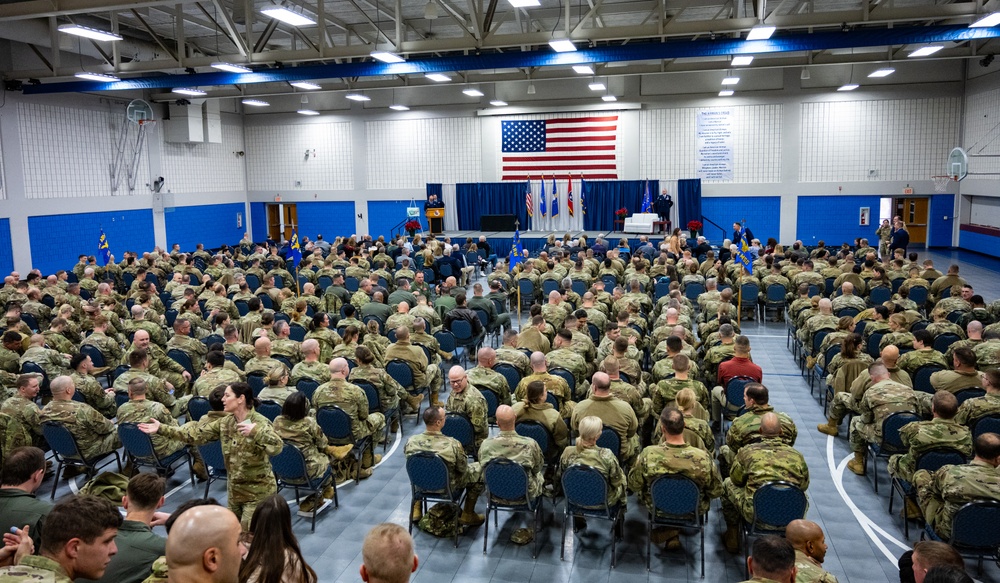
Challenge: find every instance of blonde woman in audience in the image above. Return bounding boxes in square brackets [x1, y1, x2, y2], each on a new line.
[556, 412, 627, 509]
[305, 312, 340, 364]
[258, 364, 296, 406]
[676, 388, 713, 453]
[239, 494, 318, 583]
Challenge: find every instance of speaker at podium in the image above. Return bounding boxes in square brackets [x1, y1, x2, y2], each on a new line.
[425, 207, 444, 235]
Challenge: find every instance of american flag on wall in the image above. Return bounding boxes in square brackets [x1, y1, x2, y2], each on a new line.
[500, 115, 620, 181]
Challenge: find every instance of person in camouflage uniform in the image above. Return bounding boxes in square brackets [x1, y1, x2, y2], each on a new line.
[20, 334, 70, 381]
[972, 329, 1000, 371]
[831, 281, 866, 315]
[314, 358, 385, 470]
[349, 345, 410, 422]
[123, 330, 190, 396]
[652, 354, 709, 418]
[571, 372, 638, 466]
[384, 326, 443, 407]
[722, 413, 810, 553]
[270, 321, 302, 365]
[115, 350, 184, 417]
[0, 495, 123, 582]
[556, 415, 627, 509]
[289, 339, 332, 386]
[786, 520, 839, 583]
[798, 299, 839, 364]
[244, 337, 285, 377]
[79, 315, 122, 367]
[165, 318, 208, 374]
[496, 330, 531, 377]
[39, 376, 120, 460]
[628, 407, 722, 551]
[896, 330, 949, 377]
[956, 369, 1000, 426]
[846, 362, 919, 475]
[514, 352, 574, 418]
[140, 382, 283, 530]
[546, 329, 591, 397]
[193, 350, 243, 398]
[512, 380, 570, 456]
[719, 383, 797, 474]
[479, 405, 545, 500]
[404, 406, 484, 526]
[257, 364, 297, 407]
[445, 366, 489, 452]
[878, 313, 915, 351]
[914, 432, 1000, 540]
[703, 324, 736, 387]
[303, 313, 341, 364]
[68, 353, 116, 418]
[1, 375, 44, 449]
[466, 348, 512, 406]
[601, 357, 652, 426]
[930, 347, 984, 395]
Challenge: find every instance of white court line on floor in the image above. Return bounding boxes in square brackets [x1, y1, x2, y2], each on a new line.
[826, 435, 909, 570]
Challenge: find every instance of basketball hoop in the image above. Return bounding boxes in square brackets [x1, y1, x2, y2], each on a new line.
[931, 175, 955, 193]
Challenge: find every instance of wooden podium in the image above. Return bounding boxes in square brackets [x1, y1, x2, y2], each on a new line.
[426, 207, 444, 235]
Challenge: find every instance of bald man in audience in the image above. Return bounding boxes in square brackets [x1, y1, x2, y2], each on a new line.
[39, 375, 120, 463]
[360, 523, 418, 583]
[165, 505, 244, 583]
[243, 336, 283, 376]
[786, 519, 838, 583]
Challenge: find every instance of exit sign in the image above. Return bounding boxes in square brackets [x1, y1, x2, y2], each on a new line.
[903, 186, 914, 195]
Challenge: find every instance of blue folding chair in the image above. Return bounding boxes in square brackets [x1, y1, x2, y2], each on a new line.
[912, 365, 945, 394]
[492, 364, 522, 398]
[483, 459, 543, 557]
[955, 388, 986, 405]
[936, 500, 1000, 575]
[869, 286, 891, 306]
[271, 443, 336, 532]
[890, 447, 966, 538]
[406, 452, 466, 547]
[908, 286, 929, 307]
[387, 360, 427, 422]
[187, 396, 211, 422]
[289, 324, 307, 342]
[247, 373, 266, 397]
[442, 412, 477, 459]
[166, 349, 197, 379]
[164, 309, 178, 328]
[201, 334, 225, 348]
[356, 380, 399, 450]
[224, 353, 245, 370]
[296, 378, 320, 401]
[596, 426, 622, 461]
[647, 475, 705, 574]
[542, 279, 560, 296]
[684, 282, 705, 303]
[449, 319, 481, 366]
[654, 279, 671, 301]
[481, 387, 500, 428]
[972, 414, 1000, 439]
[933, 333, 962, 354]
[316, 406, 372, 484]
[42, 421, 122, 500]
[515, 420, 557, 463]
[722, 376, 756, 428]
[258, 401, 282, 421]
[549, 367, 577, 401]
[560, 464, 624, 567]
[118, 422, 195, 488]
[868, 411, 921, 494]
[517, 279, 536, 309]
[197, 440, 227, 499]
[234, 300, 250, 317]
[434, 330, 458, 358]
[742, 481, 808, 574]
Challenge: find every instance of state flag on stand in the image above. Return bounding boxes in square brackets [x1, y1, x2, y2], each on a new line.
[539, 177, 547, 217]
[551, 177, 559, 217]
[736, 226, 753, 273]
[567, 176, 574, 217]
[641, 180, 652, 213]
[525, 180, 533, 223]
[581, 178, 587, 215]
[289, 230, 302, 268]
[509, 228, 525, 271]
[98, 230, 111, 266]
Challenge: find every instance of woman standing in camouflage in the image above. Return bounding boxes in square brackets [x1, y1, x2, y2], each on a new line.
[139, 382, 283, 530]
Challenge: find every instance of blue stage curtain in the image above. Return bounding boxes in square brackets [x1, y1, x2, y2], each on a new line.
[677, 179, 702, 231]
[456, 183, 530, 230]
[582, 180, 656, 232]
[425, 183, 442, 200]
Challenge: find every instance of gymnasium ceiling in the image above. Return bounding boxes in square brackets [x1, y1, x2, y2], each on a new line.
[2, 0, 1000, 108]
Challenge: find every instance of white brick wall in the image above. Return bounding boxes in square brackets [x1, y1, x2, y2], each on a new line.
[639, 105, 782, 183]
[799, 98, 961, 182]
[367, 117, 482, 188]
[246, 122, 353, 191]
[964, 89, 1000, 180]
[160, 119, 246, 193]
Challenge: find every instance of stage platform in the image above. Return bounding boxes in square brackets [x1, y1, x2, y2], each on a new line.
[435, 230, 663, 256]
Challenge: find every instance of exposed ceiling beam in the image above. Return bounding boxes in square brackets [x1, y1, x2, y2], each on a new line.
[0, 0, 201, 21]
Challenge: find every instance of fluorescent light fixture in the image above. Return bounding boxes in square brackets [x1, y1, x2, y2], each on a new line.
[57, 24, 122, 42]
[389, 104, 410, 111]
[746, 25, 775, 40]
[425, 73, 450, 82]
[260, 6, 316, 26]
[908, 46, 944, 57]
[721, 77, 740, 85]
[573, 65, 595, 74]
[508, 0, 540, 6]
[211, 62, 251, 73]
[241, 99, 270, 107]
[549, 39, 577, 52]
[74, 72, 119, 82]
[345, 93, 370, 101]
[489, 100, 507, 106]
[719, 90, 734, 97]
[837, 84, 859, 91]
[173, 88, 206, 96]
[462, 88, 484, 97]
[588, 82, 606, 91]
[731, 55, 754, 66]
[868, 68, 895, 77]
[290, 81, 320, 90]
[970, 12, 1000, 27]
[526, 83, 536, 95]
[297, 109, 320, 115]
[601, 95, 617, 102]
[371, 51, 405, 63]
